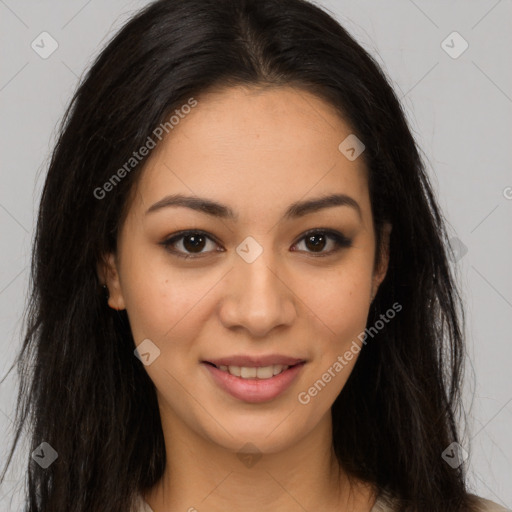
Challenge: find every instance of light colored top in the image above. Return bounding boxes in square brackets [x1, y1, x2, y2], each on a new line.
[132, 491, 511, 512]
[371, 490, 510, 511]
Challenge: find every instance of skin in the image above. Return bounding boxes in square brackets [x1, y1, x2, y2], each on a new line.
[100, 85, 391, 512]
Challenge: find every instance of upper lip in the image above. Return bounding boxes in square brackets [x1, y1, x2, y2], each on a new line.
[203, 355, 306, 367]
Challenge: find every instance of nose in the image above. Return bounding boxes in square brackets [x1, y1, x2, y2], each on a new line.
[218, 249, 297, 338]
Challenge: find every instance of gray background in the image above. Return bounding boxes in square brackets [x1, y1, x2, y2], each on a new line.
[1, 0, 511, 509]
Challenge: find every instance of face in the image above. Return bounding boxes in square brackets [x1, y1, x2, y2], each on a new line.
[100, 85, 390, 455]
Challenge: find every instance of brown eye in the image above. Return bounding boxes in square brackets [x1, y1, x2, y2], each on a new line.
[292, 229, 352, 256]
[161, 228, 351, 260]
[161, 230, 222, 259]
[181, 234, 207, 253]
[304, 233, 328, 252]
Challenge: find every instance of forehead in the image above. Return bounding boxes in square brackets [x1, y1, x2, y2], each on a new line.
[131, 85, 370, 221]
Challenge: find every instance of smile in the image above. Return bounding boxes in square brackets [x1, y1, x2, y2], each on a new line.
[202, 361, 306, 403]
[210, 363, 290, 379]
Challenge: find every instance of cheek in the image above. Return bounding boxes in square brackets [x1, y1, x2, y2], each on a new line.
[119, 250, 222, 344]
[308, 264, 372, 334]
[120, 278, 166, 344]
[300, 258, 373, 394]
[295, 268, 371, 413]
[127, 290, 211, 353]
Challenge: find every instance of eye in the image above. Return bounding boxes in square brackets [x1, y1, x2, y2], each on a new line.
[160, 230, 223, 259]
[291, 229, 352, 256]
[161, 228, 352, 260]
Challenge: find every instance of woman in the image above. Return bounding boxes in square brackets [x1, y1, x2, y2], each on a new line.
[1, 0, 508, 511]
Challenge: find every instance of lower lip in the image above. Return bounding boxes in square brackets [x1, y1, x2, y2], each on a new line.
[202, 362, 305, 403]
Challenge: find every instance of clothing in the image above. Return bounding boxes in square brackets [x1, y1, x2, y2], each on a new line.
[132, 491, 511, 512]
[469, 497, 511, 512]
[370, 490, 510, 512]
[133, 494, 153, 512]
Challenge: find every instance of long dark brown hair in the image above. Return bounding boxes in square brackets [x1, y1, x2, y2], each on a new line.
[1, 0, 476, 510]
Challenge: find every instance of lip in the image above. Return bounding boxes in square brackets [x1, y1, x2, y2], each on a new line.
[202, 361, 306, 403]
[204, 354, 306, 367]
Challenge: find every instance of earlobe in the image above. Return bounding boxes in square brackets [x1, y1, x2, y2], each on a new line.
[96, 253, 126, 311]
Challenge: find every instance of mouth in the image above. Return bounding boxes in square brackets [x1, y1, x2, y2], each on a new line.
[201, 358, 306, 403]
[202, 361, 303, 380]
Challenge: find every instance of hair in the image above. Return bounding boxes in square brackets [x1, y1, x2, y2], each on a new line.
[0, 0, 477, 511]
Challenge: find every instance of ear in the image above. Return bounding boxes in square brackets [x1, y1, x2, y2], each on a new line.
[371, 222, 392, 300]
[97, 253, 126, 311]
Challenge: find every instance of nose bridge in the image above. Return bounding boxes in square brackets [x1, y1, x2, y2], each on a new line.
[219, 242, 296, 337]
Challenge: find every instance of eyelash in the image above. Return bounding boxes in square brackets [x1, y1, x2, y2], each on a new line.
[160, 228, 352, 260]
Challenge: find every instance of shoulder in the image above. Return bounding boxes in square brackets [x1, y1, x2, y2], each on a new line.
[132, 493, 154, 512]
[134, 491, 510, 512]
[468, 494, 511, 512]
[372, 491, 510, 512]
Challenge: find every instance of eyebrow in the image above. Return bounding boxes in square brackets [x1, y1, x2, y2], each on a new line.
[145, 192, 362, 220]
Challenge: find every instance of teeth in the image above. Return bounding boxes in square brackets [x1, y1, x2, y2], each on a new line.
[256, 366, 273, 379]
[217, 364, 290, 379]
[241, 366, 257, 378]
[272, 364, 284, 375]
[228, 365, 241, 377]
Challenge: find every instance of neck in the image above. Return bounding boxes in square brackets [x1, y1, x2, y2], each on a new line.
[144, 407, 377, 512]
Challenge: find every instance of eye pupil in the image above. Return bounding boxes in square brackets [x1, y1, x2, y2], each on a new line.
[305, 233, 326, 252]
[164, 229, 348, 259]
[183, 234, 206, 253]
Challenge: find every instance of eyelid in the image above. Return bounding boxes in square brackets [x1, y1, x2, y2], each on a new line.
[291, 228, 352, 256]
[161, 228, 352, 259]
[160, 229, 223, 259]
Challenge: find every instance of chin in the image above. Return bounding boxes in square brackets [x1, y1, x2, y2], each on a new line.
[195, 408, 319, 456]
